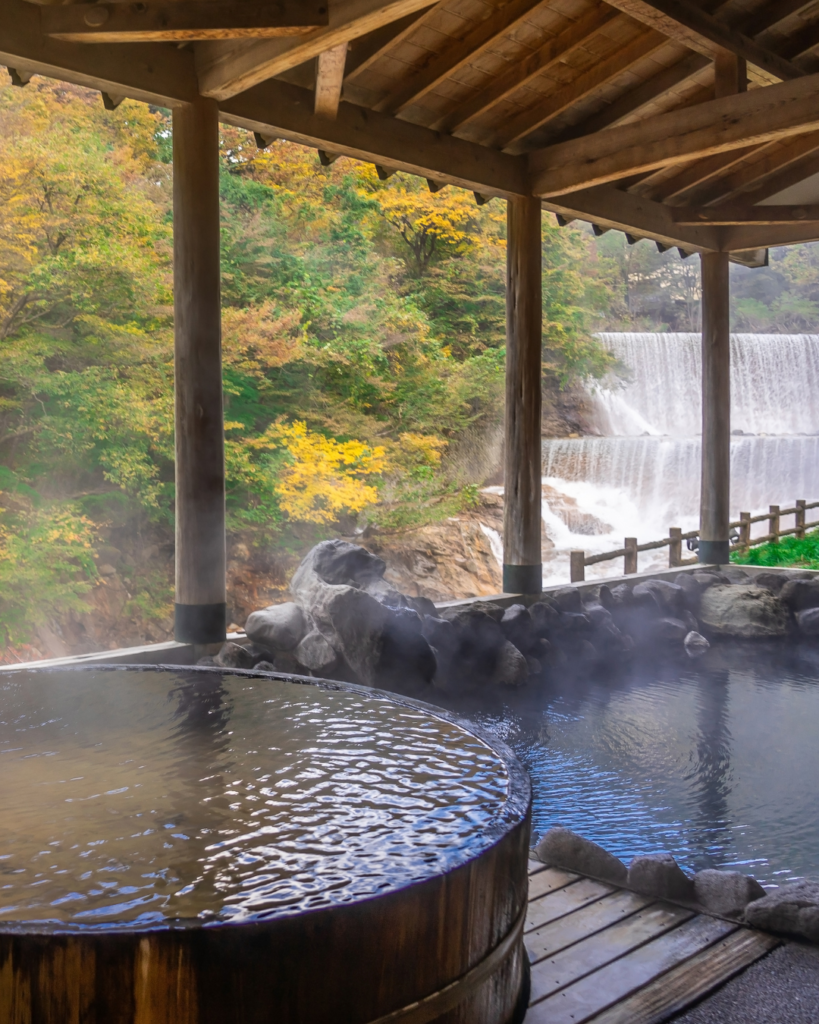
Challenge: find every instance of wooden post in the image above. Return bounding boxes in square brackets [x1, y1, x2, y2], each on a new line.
[796, 499, 806, 539]
[739, 511, 751, 550]
[668, 527, 682, 568]
[699, 251, 731, 565]
[503, 196, 542, 594]
[624, 537, 638, 575]
[173, 97, 226, 644]
[769, 504, 780, 543]
[570, 550, 585, 583]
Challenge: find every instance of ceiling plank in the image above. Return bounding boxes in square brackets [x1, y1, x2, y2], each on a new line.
[343, 7, 433, 83]
[196, 0, 439, 101]
[530, 72, 819, 197]
[377, 0, 548, 116]
[315, 42, 347, 117]
[600, 0, 804, 81]
[219, 76, 529, 197]
[672, 203, 819, 224]
[497, 29, 670, 150]
[42, 1, 328, 44]
[436, 3, 620, 133]
[539, 184, 720, 250]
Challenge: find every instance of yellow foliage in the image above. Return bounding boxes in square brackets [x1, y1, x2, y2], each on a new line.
[263, 421, 386, 524]
[398, 432, 448, 466]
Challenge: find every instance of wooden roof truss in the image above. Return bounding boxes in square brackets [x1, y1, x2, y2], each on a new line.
[5, 0, 819, 256]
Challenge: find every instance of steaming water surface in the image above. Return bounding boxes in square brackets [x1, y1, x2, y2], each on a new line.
[0, 669, 509, 928]
[438, 642, 819, 889]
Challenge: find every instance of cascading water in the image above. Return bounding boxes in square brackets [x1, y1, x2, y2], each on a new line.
[539, 333, 819, 584]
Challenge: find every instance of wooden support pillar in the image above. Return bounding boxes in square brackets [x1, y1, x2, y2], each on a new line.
[699, 251, 731, 565]
[173, 97, 226, 644]
[503, 196, 542, 595]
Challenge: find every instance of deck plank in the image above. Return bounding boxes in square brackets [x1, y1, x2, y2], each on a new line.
[526, 915, 736, 1024]
[528, 857, 546, 876]
[526, 878, 613, 933]
[585, 928, 780, 1024]
[527, 866, 580, 901]
[526, 890, 655, 965]
[530, 902, 695, 1003]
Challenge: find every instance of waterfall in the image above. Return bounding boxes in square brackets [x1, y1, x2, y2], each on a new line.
[537, 333, 819, 584]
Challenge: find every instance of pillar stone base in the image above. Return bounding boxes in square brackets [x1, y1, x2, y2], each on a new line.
[698, 541, 730, 565]
[503, 564, 542, 595]
[174, 603, 226, 645]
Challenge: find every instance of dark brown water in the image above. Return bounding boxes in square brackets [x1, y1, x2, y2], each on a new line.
[0, 669, 510, 928]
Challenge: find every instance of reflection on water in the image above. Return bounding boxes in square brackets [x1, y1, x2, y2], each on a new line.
[0, 670, 508, 927]
[434, 642, 819, 887]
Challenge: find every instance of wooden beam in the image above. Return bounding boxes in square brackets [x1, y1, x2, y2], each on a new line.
[672, 203, 819, 224]
[219, 76, 529, 197]
[436, 3, 620, 134]
[742, 0, 819, 42]
[343, 8, 432, 83]
[530, 72, 819, 197]
[601, 0, 804, 82]
[196, 0, 439, 101]
[377, 0, 548, 116]
[724, 223, 819, 249]
[640, 145, 760, 202]
[539, 184, 720, 251]
[497, 29, 670, 150]
[42, 2, 328, 44]
[696, 132, 819, 204]
[315, 43, 347, 118]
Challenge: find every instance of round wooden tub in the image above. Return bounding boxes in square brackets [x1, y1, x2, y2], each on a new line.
[0, 666, 531, 1024]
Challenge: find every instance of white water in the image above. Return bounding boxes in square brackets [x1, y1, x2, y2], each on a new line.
[537, 333, 819, 585]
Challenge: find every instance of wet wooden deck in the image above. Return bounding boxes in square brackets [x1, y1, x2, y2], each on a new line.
[525, 860, 778, 1024]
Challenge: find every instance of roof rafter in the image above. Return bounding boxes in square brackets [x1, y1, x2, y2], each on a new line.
[530, 72, 819, 197]
[434, 3, 620, 134]
[496, 29, 670, 151]
[342, 7, 433, 84]
[672, 203, 819, 224]
[196, 0, 439, 101]
[375, 0, 548, 116]
[704, 139, 819, 205]
[600, 0, 804, 82]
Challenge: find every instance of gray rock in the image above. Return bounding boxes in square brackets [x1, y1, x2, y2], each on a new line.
[780, 579, 819, 613]
[654, 616, 689, 642]
[699, 585, 788, 638]
[722, 567, 750, 584]
[551, 586, 583, 614]
[684, 630, 710, 657]
[490, 641, 529, 687]
[694, 869, 766, 919]
[295, 630, 338, 673]
[533, 827, 627, 885]
[440, 600, 505, 624]
[253, 660, 276, 673]
[633, 579, 684, 614]
[291, 538, 405, 610]
[245, 602, 306, 651]
[753, 572, 788, 593]
[501, 604, 539, 655]
[744, 881, 819, 943]
[691, 571, 721, 589]
[628, 853, 695, 902]
[529, 599, 560, 634]
[273, 650, 301, 675]
[214, 641, 256, 669]
[795, 607, 819, 636]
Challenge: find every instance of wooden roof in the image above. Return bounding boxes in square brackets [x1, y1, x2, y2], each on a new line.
[5, 0, 819, 258]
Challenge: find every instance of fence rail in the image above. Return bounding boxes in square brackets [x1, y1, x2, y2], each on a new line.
[568, 499, 819, 582]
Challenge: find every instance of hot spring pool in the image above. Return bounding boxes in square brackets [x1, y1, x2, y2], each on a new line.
[438, 640, 819, 888]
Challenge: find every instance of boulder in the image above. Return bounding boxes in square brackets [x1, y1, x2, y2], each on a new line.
[722, 567, 751, 584]
[609, 583, 635, 606]
[753, 572, 788, 594]
[244, 602, 306, 652]
[378, 611, 437, 690]
[309, 585, 391, 686]
[691, 571, 722, 589]
[295, 630, 338, 673]
[699, 585, 788, 638]
[744, 881, 819, 943]
[653, 617, 689, 642]
[272, 651, 301, 675]
[795, 607, 819, 636]
[533, 827, 627, 885]
[501, 604, 540, 656]
[440, 601, 505, 625]
[780, 578, 819, 613]
[551, 586, 583, 614]
[529, 599, 561, 635]
[673, 573, 704, 610]
[694, 869, 765, 919]
[628, 853, 695, 903]
[490, 641, 529, 687]
[214, 641, 257, 669]
[684, 630, 710, 657]
[633, 580, 684, 614]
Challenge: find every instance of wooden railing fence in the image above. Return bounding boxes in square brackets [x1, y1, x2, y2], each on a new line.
[568, 500, 819, 582]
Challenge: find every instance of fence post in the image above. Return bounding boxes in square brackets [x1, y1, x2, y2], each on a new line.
[739, 512, 750, 550]
[570, 550, 585, 583]
[624, 537, 638, 574]
[668, 528, 682, 568]
[796, 499, 806, 540]
[769, 504, 780, 543]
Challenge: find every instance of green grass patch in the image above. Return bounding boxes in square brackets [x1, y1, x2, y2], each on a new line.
[369, 484, 480, 534]
[731, 529, 819, 570]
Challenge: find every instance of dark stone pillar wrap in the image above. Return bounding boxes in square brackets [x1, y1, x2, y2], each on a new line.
[503, 564, 542, 595]
[174, 602, 227, 645]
